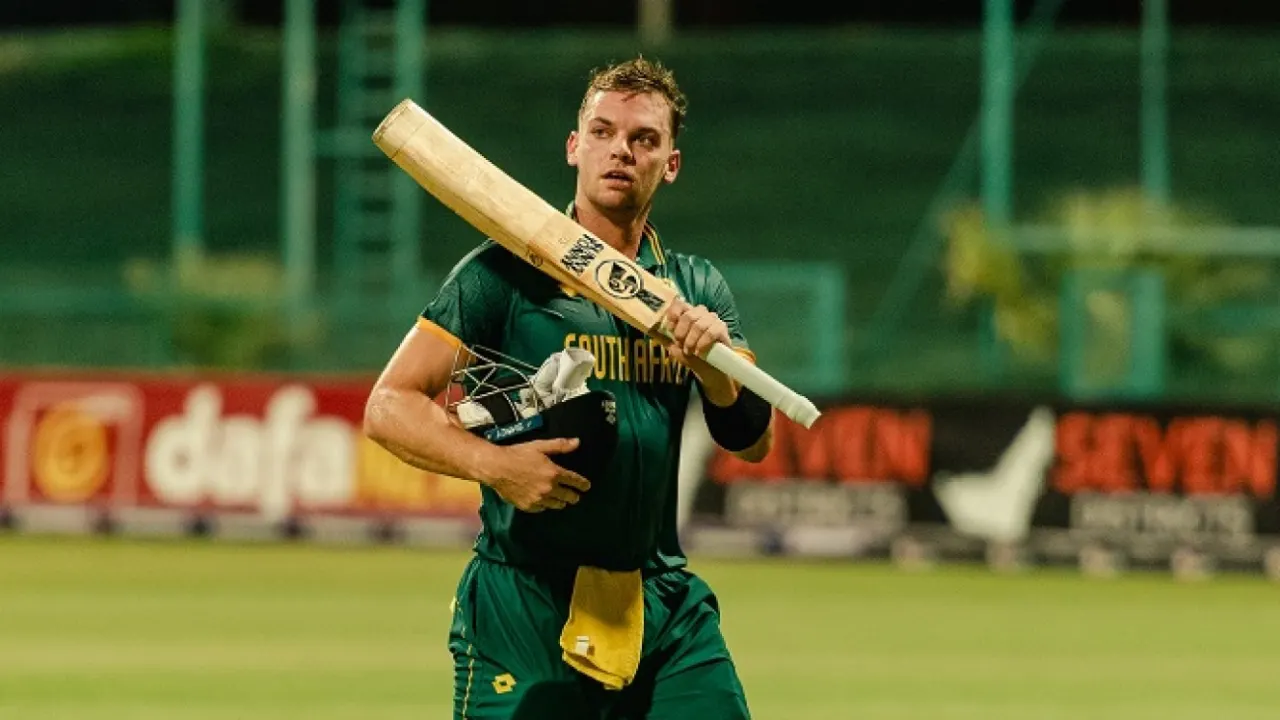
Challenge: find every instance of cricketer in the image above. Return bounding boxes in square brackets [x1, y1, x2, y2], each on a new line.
[363, 56, 774, 719]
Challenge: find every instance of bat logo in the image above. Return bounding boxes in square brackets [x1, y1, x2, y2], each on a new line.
[595, 260, 642, 299]
[561, 234, 604, 275]
[635, 288, 665, 312]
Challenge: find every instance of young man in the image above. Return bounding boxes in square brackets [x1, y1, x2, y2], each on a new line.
[363, 56, 774, 719]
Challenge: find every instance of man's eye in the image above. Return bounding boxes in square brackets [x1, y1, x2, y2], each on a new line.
[592, 128, 609, 138]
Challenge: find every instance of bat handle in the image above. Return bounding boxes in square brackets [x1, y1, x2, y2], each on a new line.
[702, 344, 822, 429]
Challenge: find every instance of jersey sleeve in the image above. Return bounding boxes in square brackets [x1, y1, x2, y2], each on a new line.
[691, 258, 754, 361]
[418, 243, 512, 350]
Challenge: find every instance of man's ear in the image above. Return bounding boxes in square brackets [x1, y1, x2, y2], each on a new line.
[566, 131, 580, 167]
[663, 148, 681, 184]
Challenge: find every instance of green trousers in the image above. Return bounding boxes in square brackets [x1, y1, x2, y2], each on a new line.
[448, 555, 751, 719]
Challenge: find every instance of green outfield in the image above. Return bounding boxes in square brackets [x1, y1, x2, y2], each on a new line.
[2, 535, 1279, 719]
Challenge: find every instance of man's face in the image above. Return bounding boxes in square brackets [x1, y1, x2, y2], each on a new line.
[567, 90, 681, 215]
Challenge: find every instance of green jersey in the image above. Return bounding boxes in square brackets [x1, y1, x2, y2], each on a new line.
[420, 220, 751, 573]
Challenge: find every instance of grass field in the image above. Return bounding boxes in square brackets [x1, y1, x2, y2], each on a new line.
[3, 535, 1280, 719]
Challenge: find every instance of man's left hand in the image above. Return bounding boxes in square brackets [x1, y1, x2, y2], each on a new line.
[663, 299, 737, 406]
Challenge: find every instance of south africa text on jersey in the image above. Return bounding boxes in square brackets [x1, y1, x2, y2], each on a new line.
[564, 333, 692, 385]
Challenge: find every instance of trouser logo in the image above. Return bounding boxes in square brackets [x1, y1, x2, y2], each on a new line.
[492, 673, 517, 694]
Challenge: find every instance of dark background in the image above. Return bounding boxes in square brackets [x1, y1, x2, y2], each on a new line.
[1, 0, 1276, 29]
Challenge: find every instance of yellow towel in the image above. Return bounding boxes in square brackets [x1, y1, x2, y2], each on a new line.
[559, 566, 644, 691]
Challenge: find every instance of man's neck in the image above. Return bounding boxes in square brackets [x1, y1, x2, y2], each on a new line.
[573, 198, 648, 261]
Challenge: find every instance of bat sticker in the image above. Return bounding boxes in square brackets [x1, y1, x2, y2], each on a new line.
[635, 288, 665, 312]
[596, 259, 642, 298]
[561, 234, 605, 275]
[594, 259, 668, 312]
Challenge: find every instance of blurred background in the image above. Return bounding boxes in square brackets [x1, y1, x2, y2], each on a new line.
[3, 2, 1280, 718]
[4, 0, 1278, 401]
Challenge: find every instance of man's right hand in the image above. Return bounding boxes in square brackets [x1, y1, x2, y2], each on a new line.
[482, 437, 592, 512]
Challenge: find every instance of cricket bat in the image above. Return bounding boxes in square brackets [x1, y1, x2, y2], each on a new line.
[372, 98, 821, 429]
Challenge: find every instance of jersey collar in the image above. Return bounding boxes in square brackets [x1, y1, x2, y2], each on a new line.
[565, 202, 667, 273]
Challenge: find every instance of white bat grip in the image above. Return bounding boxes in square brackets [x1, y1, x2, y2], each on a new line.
[703, 344, 821, 428]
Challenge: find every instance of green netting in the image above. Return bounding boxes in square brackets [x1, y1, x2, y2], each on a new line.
[1, 26, 1278, 400]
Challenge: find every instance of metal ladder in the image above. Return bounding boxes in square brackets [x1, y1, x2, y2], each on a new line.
[330, 0, 427, 329]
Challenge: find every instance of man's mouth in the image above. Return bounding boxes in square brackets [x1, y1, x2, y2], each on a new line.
[602, 171, 633, 183]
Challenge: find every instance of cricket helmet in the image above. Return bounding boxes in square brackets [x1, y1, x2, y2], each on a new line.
[447, 344, 619, 483]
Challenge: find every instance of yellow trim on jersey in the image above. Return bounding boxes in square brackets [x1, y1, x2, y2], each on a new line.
[564, 201, 667, 270]
[643, 223, 667, 267]
[415, 317, 463, 349]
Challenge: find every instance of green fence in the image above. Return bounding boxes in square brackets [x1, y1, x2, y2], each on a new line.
[2, 25, 1278, 401]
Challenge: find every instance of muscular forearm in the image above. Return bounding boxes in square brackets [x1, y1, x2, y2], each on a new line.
[695, 368, 738, 407]
[363, 387, 500, 484]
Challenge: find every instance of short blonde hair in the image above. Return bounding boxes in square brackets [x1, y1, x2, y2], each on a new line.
[579, 55, 688, 140]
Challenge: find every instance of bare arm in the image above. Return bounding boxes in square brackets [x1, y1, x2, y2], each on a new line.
[362, 325, 494, 479]
[362, 324, 591, 511]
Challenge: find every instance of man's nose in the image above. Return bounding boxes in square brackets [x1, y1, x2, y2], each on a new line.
[610, 138, 633, 161]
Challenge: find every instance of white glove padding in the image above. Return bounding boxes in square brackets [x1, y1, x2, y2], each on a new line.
[454, 400, 495, 429]
[531, 347, 595, 408]
[452, 348, 597, 430]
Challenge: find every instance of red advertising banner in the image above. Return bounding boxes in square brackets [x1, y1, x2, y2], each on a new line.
[689, 396, 1280, 574]
[0, 372, 481, 522]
